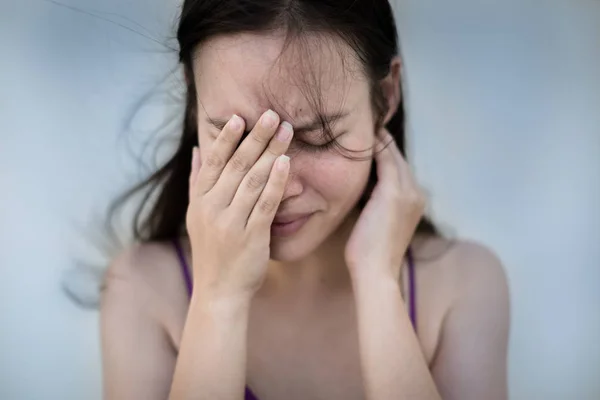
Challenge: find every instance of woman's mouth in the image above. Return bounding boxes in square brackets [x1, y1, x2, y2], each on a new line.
[270, 213, 314, 237]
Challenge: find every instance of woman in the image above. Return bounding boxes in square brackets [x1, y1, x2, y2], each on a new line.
[100, 1, 510, 399]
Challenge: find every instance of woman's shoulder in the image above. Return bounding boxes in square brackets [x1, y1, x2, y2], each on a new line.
[102, 239, 191, 341]
[410, 235, 510, 362]
[413, 234, 507, 284]
[412, 234, 509, 319]
[105, 240, 187, 292]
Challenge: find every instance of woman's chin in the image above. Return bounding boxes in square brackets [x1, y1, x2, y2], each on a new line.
[268, 239, 309, 262]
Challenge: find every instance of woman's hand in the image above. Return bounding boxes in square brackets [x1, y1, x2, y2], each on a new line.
[345, 128, 426, 282]
[186, 110, 293, 301]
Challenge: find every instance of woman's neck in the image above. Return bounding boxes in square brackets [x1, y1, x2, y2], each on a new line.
[261, 209, 361, 303]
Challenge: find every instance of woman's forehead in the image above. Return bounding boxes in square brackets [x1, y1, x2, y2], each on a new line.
[192, 32, 367, 124]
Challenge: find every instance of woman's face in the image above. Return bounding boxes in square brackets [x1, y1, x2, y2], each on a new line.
[192, 32, 377, 262]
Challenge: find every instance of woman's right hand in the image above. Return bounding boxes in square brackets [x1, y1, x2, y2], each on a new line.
[186, 110, 293, 301]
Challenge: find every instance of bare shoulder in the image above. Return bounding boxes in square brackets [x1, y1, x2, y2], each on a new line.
[100, 242, 190, 399]
[104, 241, 185, 300]
[102, 239, 191, 344]
[412, 234, 509, 298]
[444, 238, 509, 302]
[411, 236, 510, 397]
[409, 235, 510, 365]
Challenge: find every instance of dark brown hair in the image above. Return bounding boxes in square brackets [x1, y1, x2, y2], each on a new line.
[106, 0, 440, 251]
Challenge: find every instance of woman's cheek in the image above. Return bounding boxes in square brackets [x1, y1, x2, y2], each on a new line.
[308, 155, 370, 201]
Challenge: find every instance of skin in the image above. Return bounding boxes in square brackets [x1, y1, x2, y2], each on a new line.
[101, 32, 510, 400]
[192, 32, 377, 286]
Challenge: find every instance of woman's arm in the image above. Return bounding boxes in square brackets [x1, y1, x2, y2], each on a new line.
[168, 111, 291, 399]
[101, 246, 252, 400]
[101, 248, 178, 400]
[352, 273, 442, 400]
[430, 242, 510, 400]
[352, 241, 510, 400]
[169, 288, 251, 400]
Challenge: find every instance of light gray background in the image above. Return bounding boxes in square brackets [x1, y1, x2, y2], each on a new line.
[1, 0, 598, 399]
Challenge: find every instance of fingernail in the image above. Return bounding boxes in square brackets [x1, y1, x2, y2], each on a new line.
[275, 122, 293, 141]
[277, 155, 290, 171]
[229, 115, 242, 131]
[261, 109, 278, 128]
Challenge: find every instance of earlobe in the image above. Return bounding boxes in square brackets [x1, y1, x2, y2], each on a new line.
[381, 57, 402, 125]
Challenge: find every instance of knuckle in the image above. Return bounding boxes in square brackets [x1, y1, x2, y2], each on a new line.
[222, 215, 236, 231]
[205, 153, 225, 169]
[221, 130, 239, 144]
[215, 215, 236, 236]
[387, 187, 403, 200]
[408, 191, 425, 207]
[196, 196, 220, 218]
[393, 192, 405, 203]
[265, 145, 281, 158]
[230, 155, 251, 173]
[246, 172, 267, 190]
[258, 198, 277, 214]
[250, 131, 270, 145]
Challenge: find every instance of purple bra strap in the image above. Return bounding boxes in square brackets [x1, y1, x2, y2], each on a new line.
[407, 247, 417, 332]
[172, 238, 262, 400]
[245, 386, 258, 400]
[172, 239, 416, 400]
[173, 238, 417, 329]
[172, 238, 193, 297]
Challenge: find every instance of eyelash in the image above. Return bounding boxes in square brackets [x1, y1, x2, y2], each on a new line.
[231, 130, 342, 153]
[294, 130, 348, 153]
[294, 139, 337, 153]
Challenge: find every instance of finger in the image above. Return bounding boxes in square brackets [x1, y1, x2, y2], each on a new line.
[374, 130, 402, 185]
[392, 147, 425, 206]
[211, 109, 281, 205]
[189, 146, 200, 201]
[229, 122, 293, 220]
[395, 152, 418, 190]
[246, 155, 290, 229]
[195, 115, 245, 197]
[381, 130, 418, 189]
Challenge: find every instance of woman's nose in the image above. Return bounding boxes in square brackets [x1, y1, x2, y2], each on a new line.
[280, 167, 303, 202]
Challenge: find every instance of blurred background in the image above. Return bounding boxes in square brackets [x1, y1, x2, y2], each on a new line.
[1, 0, 598, 399]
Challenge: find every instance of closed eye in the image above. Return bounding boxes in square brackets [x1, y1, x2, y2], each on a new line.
[293, 139, 337, 153]
[292, 130, 348, 153]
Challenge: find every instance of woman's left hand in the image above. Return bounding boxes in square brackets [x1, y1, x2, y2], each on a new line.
[345, 128, 426, 282]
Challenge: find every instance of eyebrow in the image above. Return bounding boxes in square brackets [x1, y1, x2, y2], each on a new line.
[207, 111, 350, 136]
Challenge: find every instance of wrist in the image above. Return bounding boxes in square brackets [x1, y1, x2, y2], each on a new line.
[348, 261, 399, 282]
[192, 270, 256, 303]
[350, 267, 401, 295]
[190, 286, 253, 317]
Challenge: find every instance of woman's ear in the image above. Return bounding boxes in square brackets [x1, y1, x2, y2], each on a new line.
[380, 56, 402, 125]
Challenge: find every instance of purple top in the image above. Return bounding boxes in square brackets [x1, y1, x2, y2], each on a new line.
[172, 238, 417, 400]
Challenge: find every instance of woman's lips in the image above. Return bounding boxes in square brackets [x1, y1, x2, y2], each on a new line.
[271, 213, 314, 237]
